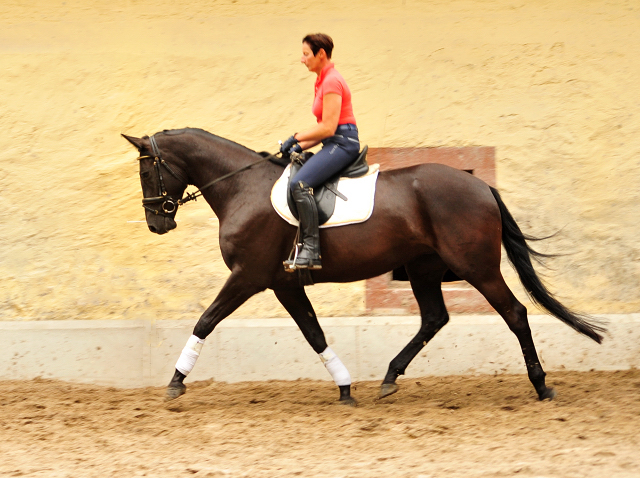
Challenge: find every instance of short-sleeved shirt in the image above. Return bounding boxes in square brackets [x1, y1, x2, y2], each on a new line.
[312, 63, 357, 126]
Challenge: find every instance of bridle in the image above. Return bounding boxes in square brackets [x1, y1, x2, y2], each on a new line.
[137, 135, 185, 217]
[137, 133, 272, 217]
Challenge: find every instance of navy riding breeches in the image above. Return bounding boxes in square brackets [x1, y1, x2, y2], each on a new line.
[290, 124, 360, 191]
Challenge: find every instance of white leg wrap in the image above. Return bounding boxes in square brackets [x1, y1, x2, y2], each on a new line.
[175, 335, 206, 376]
[319, 347, 351, 386]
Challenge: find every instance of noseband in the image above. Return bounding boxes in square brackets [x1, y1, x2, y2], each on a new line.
[137, 133, 271, 217]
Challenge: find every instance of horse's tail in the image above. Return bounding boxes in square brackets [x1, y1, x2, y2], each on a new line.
[489, 186, 606, 344]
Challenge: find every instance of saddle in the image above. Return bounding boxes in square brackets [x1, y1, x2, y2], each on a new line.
[286, 146, 370, 225]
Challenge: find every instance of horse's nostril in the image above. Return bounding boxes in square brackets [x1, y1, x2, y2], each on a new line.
[149, 225, 157, 233]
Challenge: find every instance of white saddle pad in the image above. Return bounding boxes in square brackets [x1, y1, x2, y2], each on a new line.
[270, 163, 380, 228]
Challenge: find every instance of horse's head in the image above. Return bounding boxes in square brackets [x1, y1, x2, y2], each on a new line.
[122, 133, 188, 235]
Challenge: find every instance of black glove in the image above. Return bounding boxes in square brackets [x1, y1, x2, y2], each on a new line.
[289, 143, 302, 154]
[280, 134, 298, 155]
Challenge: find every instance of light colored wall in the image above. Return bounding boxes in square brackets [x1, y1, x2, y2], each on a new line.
[1, 0, 638, 323]
[3, 315, 639, 387]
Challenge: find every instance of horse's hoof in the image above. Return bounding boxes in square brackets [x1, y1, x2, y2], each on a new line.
[378, 383, 399, 399]
[165, 383, 186, 401]
[539, 387, 557, 401]
[338, 397, 357, 407]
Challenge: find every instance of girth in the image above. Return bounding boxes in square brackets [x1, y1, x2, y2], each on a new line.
[287, 145, 369, 225]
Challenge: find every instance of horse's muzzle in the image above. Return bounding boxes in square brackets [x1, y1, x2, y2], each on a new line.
[147, 217, 177, 235]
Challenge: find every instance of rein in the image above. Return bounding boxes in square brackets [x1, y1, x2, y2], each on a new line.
[138, 133, 272, 217]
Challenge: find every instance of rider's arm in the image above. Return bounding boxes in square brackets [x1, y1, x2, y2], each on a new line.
[295, 93, 341, 150]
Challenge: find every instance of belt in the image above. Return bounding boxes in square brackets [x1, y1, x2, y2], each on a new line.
[336, 124, 357, 132]
[333, 135, 360, 143]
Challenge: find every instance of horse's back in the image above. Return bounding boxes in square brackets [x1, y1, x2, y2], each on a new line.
[376, 162, 502, 255]
[378, 162, 497, 216]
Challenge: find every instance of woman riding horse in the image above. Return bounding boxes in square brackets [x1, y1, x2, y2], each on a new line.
[280, 33, 360, 271]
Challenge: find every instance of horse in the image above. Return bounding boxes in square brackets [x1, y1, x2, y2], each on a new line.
[123, 128, 605, 405]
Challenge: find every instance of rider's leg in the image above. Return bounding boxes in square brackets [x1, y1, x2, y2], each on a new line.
[285, 134, 360, 270]
[285, 180, 322, 269]
[289, 135, 360, 191]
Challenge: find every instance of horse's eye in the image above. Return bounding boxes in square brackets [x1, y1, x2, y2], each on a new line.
[140, 171, 151, 180]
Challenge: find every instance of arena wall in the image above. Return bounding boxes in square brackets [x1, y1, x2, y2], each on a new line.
[2, 315, 639, 387]
[1, 1, 639, 381]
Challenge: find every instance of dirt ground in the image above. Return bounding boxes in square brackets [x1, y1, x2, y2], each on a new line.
[1, 370, 639, 478]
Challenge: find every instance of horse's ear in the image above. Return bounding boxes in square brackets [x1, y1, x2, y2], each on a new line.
[121, 133, 144, 151]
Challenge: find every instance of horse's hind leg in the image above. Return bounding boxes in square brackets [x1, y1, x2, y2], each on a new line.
[274, 287, 356, 406]
[379, 255, 450, 399]
[469, 273, 556, 401]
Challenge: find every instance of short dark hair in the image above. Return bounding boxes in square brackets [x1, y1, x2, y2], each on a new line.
[302, 33, 334, 59]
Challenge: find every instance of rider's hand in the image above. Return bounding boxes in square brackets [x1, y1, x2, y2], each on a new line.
[289, 143, 302, 155]
[280, 135, 298, 155]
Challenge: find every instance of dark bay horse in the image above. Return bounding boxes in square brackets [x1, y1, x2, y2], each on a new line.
[123, 128, 605, 405]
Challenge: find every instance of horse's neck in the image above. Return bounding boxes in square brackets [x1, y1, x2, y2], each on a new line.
[182, 136, 260, 219]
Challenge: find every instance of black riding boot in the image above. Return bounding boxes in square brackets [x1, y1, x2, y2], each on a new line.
[284, 181, 322, 270]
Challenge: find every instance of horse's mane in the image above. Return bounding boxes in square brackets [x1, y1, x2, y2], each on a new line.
[156, 127, 248, 150]
[155, 128, 287, 167]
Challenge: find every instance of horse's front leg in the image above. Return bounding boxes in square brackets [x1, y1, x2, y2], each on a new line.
[274, 288, 356, 406]
[166, 272, 265, 400]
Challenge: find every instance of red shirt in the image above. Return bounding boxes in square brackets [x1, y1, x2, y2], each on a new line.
[312, 63, 357, 126]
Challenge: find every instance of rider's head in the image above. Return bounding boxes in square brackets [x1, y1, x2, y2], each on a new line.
[302, 33, 334, 59]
